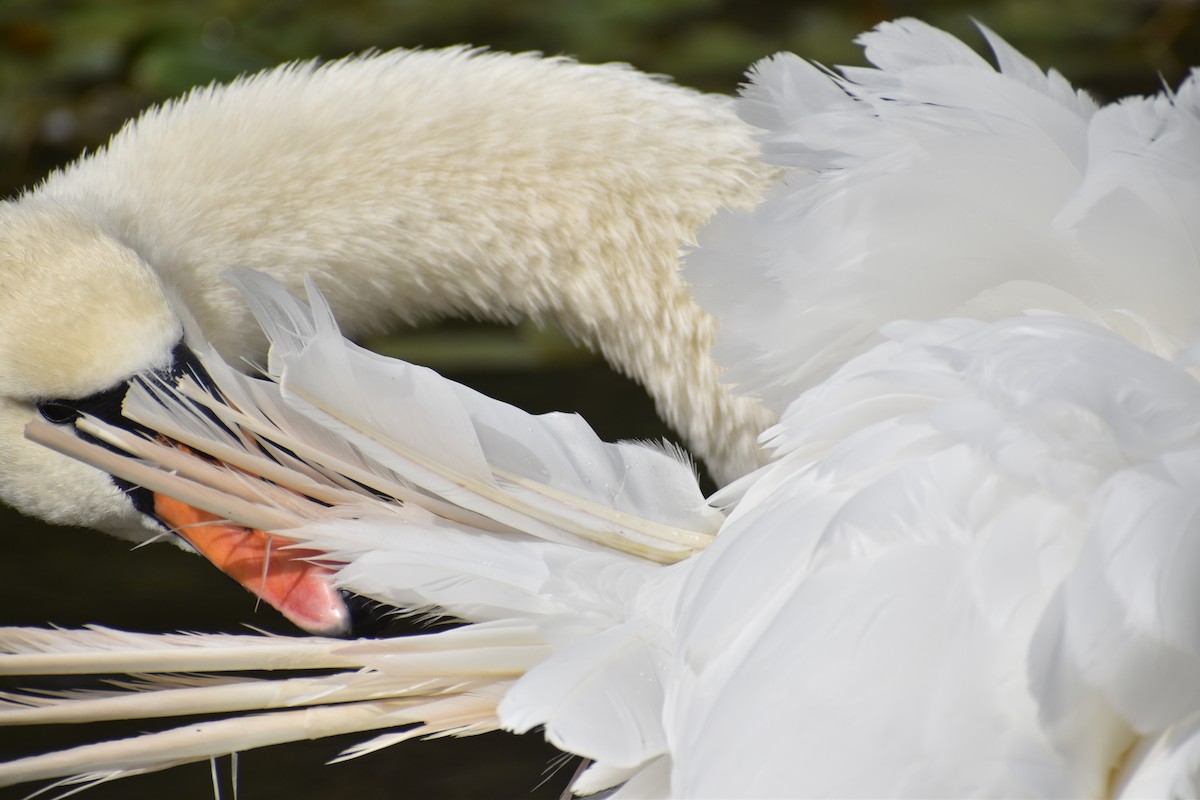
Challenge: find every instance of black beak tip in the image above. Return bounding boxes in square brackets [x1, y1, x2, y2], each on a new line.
[340, 590, 403, 638]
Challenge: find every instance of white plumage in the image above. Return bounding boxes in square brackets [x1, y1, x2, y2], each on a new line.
[669, 22, 1200, 796]
[3, 17, 1200, 799]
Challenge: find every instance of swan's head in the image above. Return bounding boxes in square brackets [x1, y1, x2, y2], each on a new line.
[0, 200, 352, 636]
[0, 199, 181, 536]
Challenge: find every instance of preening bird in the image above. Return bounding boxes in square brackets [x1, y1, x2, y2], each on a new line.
[0, 47, 776, 635]
[3, 16, 1200, 800]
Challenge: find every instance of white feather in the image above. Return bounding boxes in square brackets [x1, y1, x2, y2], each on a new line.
[665, 18, 1200, 797]
[4, 269, 714, 791]
[4, 17, 1200, 799]
[0, 623, 547, 789]
[228, 270, 720, 558]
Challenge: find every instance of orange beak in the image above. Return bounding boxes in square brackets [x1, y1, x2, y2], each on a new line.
[153, 493, 351, 637]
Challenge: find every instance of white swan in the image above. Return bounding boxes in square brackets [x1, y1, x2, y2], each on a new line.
[3, 17, 1200, 799]
[0, 47, 776, 633]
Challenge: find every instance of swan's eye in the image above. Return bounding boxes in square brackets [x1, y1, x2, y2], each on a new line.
[34, 338, 212, 520]
[35, 377, 161, 514]
[35, 339, 206, 430]
[35, 400, 77, 426]
[36, 381, 130, 428]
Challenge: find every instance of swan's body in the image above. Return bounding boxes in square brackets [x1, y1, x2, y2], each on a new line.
[4, 18, 1200, 799]
[0, 46, 776, 540]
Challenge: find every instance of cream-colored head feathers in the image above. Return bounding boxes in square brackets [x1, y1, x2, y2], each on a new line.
[0, 200, 180, 400]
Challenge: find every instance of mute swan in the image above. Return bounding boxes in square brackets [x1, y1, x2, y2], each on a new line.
[4, 16, 1200, 799]
[0, 47, 776, 634]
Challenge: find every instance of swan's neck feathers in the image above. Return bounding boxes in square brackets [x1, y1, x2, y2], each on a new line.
[18, 46, 778, 483]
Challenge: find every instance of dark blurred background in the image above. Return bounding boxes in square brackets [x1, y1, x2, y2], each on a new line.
[1, 1, 1198, 798]
[3, 0, 1199, 196]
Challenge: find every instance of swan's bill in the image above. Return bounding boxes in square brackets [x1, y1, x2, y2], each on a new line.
[25, 418, 352, 637]
[151, 494, 351, 638]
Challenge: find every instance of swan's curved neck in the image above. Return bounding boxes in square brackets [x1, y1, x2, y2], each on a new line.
[31, 49, 777, 483]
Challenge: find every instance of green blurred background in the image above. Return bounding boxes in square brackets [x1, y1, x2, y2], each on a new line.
[1, 1, 1198, 798]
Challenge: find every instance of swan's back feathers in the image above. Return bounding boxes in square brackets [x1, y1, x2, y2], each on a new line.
[666, 316, 1200, 797]
[689, 18, 1199, 414]
[664, 18, 1200, 797]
